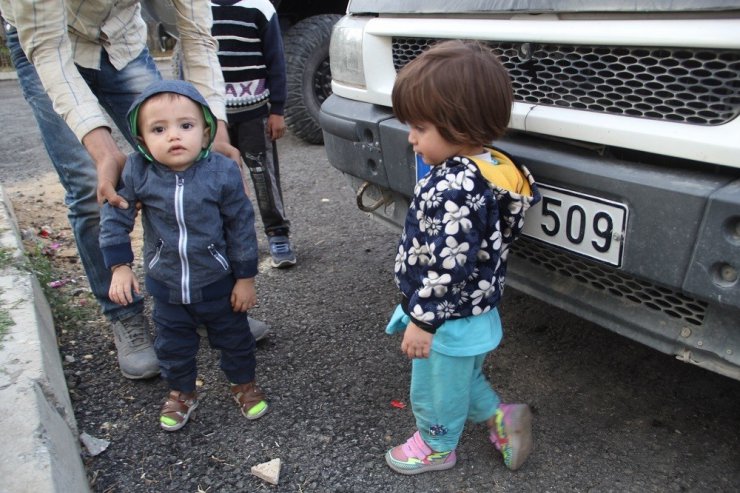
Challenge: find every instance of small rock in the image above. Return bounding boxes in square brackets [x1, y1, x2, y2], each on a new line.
[80, 432, 110, 456]
[251, 458, 281, 485]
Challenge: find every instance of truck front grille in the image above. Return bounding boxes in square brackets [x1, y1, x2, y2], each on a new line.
[392, 37, 740, 126]
[511, 237, 708, 326]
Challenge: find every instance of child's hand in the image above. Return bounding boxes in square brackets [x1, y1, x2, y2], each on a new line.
[267, 114, 286, 141]
[231, 278, 257, 312]
[109, 265, 139, 305]
[401, 321, 434, 359]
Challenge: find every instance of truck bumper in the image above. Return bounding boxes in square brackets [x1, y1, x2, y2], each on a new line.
[320, 94, 740, 380]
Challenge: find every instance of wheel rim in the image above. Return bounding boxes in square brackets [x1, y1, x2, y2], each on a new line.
[312, 58, 333, 105]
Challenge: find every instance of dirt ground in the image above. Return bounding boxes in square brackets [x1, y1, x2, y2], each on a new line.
[6, 171, 143, 329]
[9, 172, 80, 260]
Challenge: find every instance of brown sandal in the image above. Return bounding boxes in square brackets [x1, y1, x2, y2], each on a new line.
[160, 390, 198, 431]
[231, 382, 268, 420]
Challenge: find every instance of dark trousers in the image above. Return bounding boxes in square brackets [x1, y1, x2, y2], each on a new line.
[152, 296, 256, 393]
[230, 117, 290, 237]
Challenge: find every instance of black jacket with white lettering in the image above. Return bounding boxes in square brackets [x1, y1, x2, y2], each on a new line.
[212, 0, 287, 123]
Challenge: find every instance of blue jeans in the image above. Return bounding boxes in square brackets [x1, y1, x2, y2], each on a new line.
[152, 295, 256, 393]
[5, 25, 161, 321]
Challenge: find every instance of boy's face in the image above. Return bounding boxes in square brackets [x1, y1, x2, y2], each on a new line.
[407, 121, 481, 166]
[137, 94, 210, 171]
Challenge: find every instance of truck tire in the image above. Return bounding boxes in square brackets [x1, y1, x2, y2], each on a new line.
[284, 14, 341, 145]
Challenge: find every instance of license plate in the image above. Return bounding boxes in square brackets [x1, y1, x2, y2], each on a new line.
[522, 184, 628, 267]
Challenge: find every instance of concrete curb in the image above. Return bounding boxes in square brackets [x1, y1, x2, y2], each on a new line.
[0, 184, 90, 492]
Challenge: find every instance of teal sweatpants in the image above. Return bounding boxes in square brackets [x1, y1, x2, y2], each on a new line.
[411, 350, 500, 452]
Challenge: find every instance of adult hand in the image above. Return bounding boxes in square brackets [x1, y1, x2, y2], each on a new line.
[267, 114, 286, 141]
[401, 321, 434, 359]
[213, 120, 241, 162]
[82, 127, 129, 208]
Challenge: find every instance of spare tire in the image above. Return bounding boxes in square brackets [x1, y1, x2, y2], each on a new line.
[284, 14, 341, 145]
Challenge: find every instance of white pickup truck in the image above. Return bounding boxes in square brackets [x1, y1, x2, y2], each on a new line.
[320, 0, 740, 379]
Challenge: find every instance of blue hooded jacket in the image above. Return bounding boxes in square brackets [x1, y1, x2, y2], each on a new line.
[99, 80, 258, 305]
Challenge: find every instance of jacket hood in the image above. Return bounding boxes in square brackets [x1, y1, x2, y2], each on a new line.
[127, 80, 217, 161]
[466, 147, 532, 196]
[453, 146, 540, 235]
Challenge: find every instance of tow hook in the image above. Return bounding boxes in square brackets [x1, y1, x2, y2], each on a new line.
[356, 181, 393, 212]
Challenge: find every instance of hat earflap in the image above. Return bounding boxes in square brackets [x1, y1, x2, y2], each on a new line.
[197, 106, 217, 160]
[128, 106, 155, 162]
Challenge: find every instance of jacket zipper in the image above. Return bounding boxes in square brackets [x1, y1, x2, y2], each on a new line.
[175, 175, 191, 304]
[148, 239, 164, 270]
[208, 244, 230, 270]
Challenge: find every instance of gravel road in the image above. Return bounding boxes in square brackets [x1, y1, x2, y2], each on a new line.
[1, 73, 739, 493]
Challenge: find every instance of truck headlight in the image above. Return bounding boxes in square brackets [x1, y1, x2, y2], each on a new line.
[329, 16, 369, 89]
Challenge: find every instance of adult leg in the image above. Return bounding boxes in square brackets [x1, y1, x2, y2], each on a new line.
[77, 48, 162, 148]
[6, 26, 140, 321]
[5, 26, 158, 379]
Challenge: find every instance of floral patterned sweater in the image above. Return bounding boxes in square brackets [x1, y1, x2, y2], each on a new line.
[395, 148, 541, 332]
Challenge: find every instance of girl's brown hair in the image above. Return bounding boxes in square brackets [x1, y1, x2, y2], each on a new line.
[392, 39, 513, 146]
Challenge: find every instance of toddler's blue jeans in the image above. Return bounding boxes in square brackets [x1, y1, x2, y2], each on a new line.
[152, 296, 257, 393]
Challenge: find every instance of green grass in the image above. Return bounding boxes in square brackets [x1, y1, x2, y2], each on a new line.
[0, 247, 13, 267]
[24, 242, 98, 329]
[0, 307, 13, 346]
[0, 247, 17, 345]
[0, 237, 97, 348]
